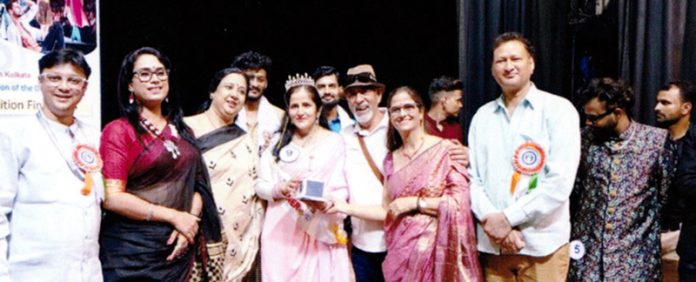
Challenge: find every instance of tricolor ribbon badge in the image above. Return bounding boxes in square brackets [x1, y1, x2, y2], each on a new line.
[73, 144, 103, 196]
[510, 142, 545, 196]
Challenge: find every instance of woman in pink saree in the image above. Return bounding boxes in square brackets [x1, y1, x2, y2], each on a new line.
[382, 86, 481, 282]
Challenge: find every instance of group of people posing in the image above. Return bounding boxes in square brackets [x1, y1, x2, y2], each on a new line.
[0, 31, 694, 282]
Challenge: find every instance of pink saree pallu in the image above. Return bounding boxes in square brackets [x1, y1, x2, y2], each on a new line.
[382, 141, 482, 282]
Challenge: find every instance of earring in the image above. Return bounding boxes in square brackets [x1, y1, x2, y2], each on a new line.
[129, 93, 134, 104]
[165, 97, 169, 103]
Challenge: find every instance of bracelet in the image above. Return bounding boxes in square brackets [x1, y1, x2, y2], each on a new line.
[145, 203, 155, 221]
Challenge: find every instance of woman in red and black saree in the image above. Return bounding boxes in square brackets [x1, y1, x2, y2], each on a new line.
[381, 87, 481, 282]
[99, 47, 221, 282]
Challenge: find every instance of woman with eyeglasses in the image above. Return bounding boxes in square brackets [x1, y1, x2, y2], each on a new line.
[99, 47, 219, 281]
[381, 86, 481, 281]
[183, 68, 264, 281]
[256, 74, 353, 281]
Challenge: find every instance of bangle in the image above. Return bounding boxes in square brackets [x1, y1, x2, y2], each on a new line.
[416, 196, 422, 212]
[145, 203, 155, 221]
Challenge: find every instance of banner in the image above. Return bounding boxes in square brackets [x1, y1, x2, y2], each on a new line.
[0, 0, 100, 127]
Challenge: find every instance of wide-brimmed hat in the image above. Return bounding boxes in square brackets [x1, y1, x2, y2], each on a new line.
[344, 64, 385, 90]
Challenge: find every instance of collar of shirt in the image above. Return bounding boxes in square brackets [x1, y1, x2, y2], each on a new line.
[493, 83, 541, 114]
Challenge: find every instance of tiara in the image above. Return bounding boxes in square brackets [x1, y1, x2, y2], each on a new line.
[284, 73, 315, 91]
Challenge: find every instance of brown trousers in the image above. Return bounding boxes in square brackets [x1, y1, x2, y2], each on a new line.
[481, 244, 569, 282]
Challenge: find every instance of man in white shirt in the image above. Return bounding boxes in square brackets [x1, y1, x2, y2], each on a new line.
[468, 32, 581, 281]
[0, 48, 103, 281]
[232, 50, 284, 154]
[330, 64, 389, 282]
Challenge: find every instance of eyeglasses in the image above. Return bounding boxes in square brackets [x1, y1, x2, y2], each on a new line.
[389, 102, 420, 116]
[40, 73, 87, 88]
[133, 68, 169, 82]
[344, 72, 377, 85]
[585, 107, 615, 123]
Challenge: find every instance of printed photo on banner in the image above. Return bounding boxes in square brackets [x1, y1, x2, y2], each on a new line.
[0, 0, 100, 127]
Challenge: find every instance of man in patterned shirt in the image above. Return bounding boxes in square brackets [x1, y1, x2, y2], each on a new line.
[570, 77, 673, 281]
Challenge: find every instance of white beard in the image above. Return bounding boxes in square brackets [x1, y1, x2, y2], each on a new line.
[354, 109, 373, 124]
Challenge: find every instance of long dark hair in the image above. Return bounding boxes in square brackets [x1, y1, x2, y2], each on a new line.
[271, 85, 329, 161]
[116, 46, 194, 143]
[386, 86, 425, 152]
[197, 67, 248, 113]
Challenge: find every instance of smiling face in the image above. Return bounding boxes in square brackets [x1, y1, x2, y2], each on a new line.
[128, 54, 169, 108]
[491, 40, 535, 94]
[39, 63, 88, 124]
[388, 91, 423, 134]
[210, 72, 247, 122]
[288, 87, 320, 135]
[346, 86, 382, 127]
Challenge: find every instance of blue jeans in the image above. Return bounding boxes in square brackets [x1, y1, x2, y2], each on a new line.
[351, 245, 386, 282]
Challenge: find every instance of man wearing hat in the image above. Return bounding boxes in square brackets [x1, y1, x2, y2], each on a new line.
[329, 64, 469, 281]
[328, 64, 389, 282]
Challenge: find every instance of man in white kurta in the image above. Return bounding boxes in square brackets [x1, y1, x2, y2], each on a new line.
[0, 49, 103, 281]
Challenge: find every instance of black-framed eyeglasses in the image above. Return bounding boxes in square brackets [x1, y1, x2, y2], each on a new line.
[344, 72, 377, 85]
[133, 68, 169, 82]
[585, 107, 616, 123]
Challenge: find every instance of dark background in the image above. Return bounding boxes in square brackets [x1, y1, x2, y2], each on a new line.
[100, 0, 696, 129]
[100, 0, 461, 126]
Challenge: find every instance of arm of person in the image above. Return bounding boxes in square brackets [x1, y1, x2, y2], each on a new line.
[447, 139, 469, 167]
[499, 102, 581, 228]
[327, 159, 387, 220]
[99, 122, 199, 242]
[255, 148, 299, 201]
[467, 114, 500, 221]
[102, 182, 200, 243]
[0, 133, 18, 280]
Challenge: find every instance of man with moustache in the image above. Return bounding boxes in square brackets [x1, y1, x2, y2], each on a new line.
[654, 81, 695, 281]
[327, 64, 389, 282]
[312, 65, 353, 133]
[570, 77, 673, 281]
[0, 49, 103, 281]
[232, 50, 284, 154]
[468, 32, 580, 281]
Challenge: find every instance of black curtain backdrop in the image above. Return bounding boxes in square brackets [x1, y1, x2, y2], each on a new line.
[617, 0, 696, 124]
[99, 0, 460, 126]
[457, 0, 696, 129]
[456, 0, 571, 141]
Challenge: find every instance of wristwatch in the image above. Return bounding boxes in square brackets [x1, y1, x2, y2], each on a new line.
[417, 197, 428, 211]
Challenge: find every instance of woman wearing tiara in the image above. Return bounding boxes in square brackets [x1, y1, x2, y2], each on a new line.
[184, 67, 264, 281]
[256, 73, 354, 281]
[99, 47, 220, 281]
[381, 86, 481, 282]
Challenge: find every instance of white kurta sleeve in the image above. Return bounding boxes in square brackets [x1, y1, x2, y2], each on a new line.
[0, 132, 18, 281]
